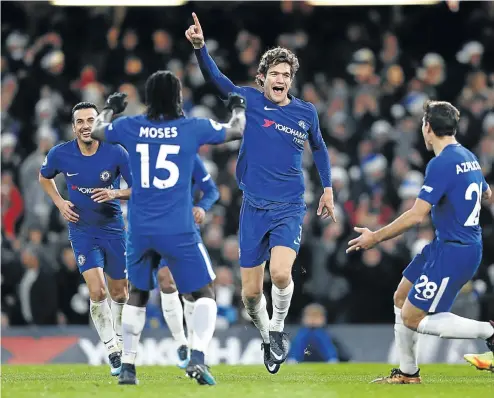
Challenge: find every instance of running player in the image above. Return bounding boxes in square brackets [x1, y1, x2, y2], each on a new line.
[90, 70, 246, 385]
[347, 100, 494, 383]
[186, 13, 335, 374]
[39, 101, 132, 376]
[158, 154, 219, 369]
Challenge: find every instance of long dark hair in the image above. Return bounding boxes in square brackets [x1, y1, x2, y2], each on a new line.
[145, 70, 183, 120]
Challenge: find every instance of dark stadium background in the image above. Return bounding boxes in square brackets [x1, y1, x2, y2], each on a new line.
[1, 1, 493, 363]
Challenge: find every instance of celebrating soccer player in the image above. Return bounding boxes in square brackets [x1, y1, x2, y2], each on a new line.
[346, 100, 494, 383]
[186, 12, 335, 374]
[39, 102, 133, 377]
[157, 154, 220, 369]
[90, 71, 246, 385]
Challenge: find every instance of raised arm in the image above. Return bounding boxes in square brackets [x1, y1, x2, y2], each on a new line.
[91, 93, 128, 142]
[186, 12, 239, 97]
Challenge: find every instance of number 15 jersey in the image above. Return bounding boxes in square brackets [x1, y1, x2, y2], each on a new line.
[418, 143, 488, 244]
[105, 115, 226, 236]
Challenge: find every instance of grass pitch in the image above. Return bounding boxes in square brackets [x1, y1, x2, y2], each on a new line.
[1, 363, 492, 398]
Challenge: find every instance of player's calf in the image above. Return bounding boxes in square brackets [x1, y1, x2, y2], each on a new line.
[158, 267, 189, 368]
[241, 266, 270, 344]
[107, 276, 128, 352]
[185, 284, 217, 385]
[268, 247, 296, 364]
[83, 269, 121, 375]
[120, 284, 149, 375]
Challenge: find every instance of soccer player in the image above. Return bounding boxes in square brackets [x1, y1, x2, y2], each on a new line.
[90, 71, 246, 385]
[186, 13, 335, 374]
[157, 154, 220, 369]
[39, 102, 133, 376]
[346, 100, 494, 383]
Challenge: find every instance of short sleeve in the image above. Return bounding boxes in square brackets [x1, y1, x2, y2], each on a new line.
[39, 146, 60, 179]
[195, 118, 227, 146]
[418, 158, 449, 205]
[105, 116, 129, 147]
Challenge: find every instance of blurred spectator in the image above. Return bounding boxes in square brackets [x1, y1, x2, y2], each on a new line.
[1, 171, 23, 240]
[287, 303, 348, 363]
[1, 2, 494, 325]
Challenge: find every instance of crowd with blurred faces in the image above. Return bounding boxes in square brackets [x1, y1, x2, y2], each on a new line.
[2, 2, 493, 329]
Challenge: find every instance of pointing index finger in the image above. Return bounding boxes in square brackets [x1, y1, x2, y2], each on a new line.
[192, 12, 202, 31]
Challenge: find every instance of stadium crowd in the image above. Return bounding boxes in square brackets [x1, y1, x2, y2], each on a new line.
[2, 1, 494, 330]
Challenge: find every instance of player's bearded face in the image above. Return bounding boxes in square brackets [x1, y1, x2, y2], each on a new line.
[73, 108, 98, 144]
[263, 63, 293, 104]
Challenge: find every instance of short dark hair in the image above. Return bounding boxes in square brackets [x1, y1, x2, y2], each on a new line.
[255, 47, 300, 87]
[423, 100, 460, 137]
[145, 70, 183, 120]
[71, 102, 99, 123]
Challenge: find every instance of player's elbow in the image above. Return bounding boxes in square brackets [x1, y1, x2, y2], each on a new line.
[483, 187, 492, 201]
[409, 209, 426, 225]
[38, 173, 46, 183]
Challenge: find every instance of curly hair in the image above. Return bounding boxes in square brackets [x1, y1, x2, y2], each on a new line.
[255, 47, 300, 87]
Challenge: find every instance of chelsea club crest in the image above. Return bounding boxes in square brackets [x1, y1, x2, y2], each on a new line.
[77, 254, 86, 266]
[100, 170, 111, 182]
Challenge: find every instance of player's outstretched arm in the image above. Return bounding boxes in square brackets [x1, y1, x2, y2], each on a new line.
[186, 12, 239, 97]
[307, 104, 336, 222]
[346, 198, 431, 253]
[222, 93, 247, 141]
[39, 173, 79, 223]
[91, 93, 128, 141]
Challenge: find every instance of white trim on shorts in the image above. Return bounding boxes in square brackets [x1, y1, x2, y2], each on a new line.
[197, 243, 216, 280]
[429, 277, 450, 313]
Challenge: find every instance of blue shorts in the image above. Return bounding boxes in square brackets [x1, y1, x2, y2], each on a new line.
[158, 224, 200, 271]
[238, 198, 306, 268]
[70, 236, 127, 280]
[403, 239, 482, 313]
[126, 230, 216, 294]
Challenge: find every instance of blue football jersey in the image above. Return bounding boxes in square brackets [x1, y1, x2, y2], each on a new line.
[40, 140, 133, 239]
[104, 115, 226, 235]
[234, 87, 328, 205]
[418, 143, 488, 244]
[195, 46, 331, 207]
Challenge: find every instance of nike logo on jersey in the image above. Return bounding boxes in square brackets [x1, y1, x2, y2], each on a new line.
[67, 173, 79, 177]
[413, 294, 428, 301]
[264, 106, 277, 111]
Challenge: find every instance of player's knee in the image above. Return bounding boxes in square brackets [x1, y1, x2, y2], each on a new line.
[110, 290, 128, 303]
[270, 267, 291, 289]
[109, 283, 128, 303]
[190, 283, 215, 300]
[241, 283, 262, 302]
[88, 285, 107, 302]
[242, 292, 261, 308]
[400, 309, 421, 330]
[183, 293, 195, 302]
[158, 276, 177, 294]
[127, 283, 150, 307]
[393, 290, 406, 309]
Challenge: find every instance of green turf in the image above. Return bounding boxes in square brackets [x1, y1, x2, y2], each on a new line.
[1, 363, 492, 398]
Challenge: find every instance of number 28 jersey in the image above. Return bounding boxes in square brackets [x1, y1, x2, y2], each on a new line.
[105, 115, 226, 236]
[418, 143, 488, 244]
